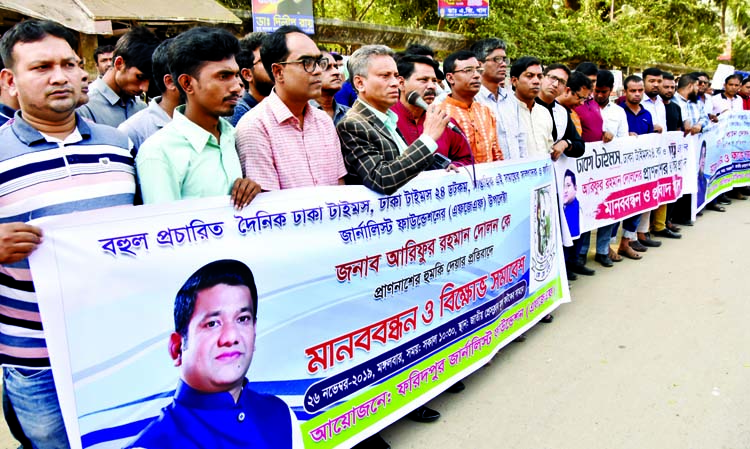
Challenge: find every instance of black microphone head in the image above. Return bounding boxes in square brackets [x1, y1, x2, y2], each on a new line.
[406, 91, 429, 110]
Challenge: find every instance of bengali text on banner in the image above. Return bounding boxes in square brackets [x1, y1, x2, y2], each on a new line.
[29, 158, 569, 449]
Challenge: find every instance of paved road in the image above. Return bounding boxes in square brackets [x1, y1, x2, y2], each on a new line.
[382, 202, 750, 449]
[1, 203, 749, 449]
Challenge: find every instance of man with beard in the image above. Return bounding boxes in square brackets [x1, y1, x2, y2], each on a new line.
[78, 27, 159, 127]
[510, 56, 553, 159]
[136, 27, 260, 207]
[229, 32, 274, 126]
[650, 72, 684, 239]
[392, 54, 472, 167]
[670, 74, 709, 221]
[438, 50, 503, 162]
[473, 38, 525, 159]
[236, 26, 346, 191]
[309, 50, 350, 124]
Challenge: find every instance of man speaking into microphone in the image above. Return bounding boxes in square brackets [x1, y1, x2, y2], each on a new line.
[392, 54, 473, 168]
[438, 50, 504, 163]
[337, 45, 451, 195]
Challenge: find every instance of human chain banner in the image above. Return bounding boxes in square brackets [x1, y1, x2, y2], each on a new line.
[692, 111, 750, 215]
[554, 131, 695, 239]
[29, 158, 569, 449]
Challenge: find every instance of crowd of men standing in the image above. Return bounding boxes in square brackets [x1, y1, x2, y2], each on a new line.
[0, 18, 747, 449]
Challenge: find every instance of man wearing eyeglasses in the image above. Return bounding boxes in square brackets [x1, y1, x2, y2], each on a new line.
[438, 50, 503, 163]
[337, 45, 450, 195]
[472, 38, 526, 160]
[534, 64, 585, 162]
[236, 26, 347, 191]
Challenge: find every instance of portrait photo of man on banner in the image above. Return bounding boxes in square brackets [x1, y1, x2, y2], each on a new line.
[128, 259, 301, 449]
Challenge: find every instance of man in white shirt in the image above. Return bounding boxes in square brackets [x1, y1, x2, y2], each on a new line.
[509, 56, 552, 159]
[713, 74, 744, 115]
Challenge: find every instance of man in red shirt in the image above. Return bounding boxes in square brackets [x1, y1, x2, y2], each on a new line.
[392, 54, 473, 168]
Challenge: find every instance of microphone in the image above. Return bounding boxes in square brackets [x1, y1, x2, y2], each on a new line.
[406, 91, 464, 135]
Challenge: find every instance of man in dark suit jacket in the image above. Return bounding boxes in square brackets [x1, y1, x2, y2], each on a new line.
[337, 45, 450, 195]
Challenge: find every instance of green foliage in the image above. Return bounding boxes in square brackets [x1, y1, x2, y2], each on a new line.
[219, 0, 727, 69]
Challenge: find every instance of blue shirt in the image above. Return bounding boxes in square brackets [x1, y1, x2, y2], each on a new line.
[130, 380, 294, 449]
[619, 103, 654, 135]
[309, 98, 350, 125]
[229, 92, 261, 127]
[334, 80, 358, 107]
[117, 97, 172, 154]
[77, 78, 147, 128]
[0, 103, 15, 126]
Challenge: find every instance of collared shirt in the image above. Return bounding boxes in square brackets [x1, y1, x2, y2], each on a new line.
[77, 77, 146, 128]
[229, 92, 261, 127]
[236, 90, 346, 191]
[0, 112, 135, 368]
[712, 93, 744, 115]
[515, 96, 553, 159]
[360, 99, 408, 153]
[137, 106, 241, 203]
[309, 98, 350, 125]
[475, 84, 524, 160]
[620, 103, 654, 135]
[439, 95, 503, 163]
[0, 103, 15, 126]
[129, 380, 301, 449]
[391, 100, 473, 166]
[117, 97, 171, 153]
[534, 97, 584, 158]
[672, 93, 703, 128]
[574, 98, 604, 143]
[600, 101, 628, 138]
[641, 95, 667, 130]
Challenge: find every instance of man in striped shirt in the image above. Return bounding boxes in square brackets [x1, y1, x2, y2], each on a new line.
[0, 20, 137, 448]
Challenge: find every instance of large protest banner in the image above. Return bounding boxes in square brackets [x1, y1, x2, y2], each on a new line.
[29, 158, 568, 449]
[692, 111, 750, 214]
[252, 0, 314, 34]
[554, 131, 693, 239]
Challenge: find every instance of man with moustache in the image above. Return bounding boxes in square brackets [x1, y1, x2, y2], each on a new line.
[310, 50, 350, 125]
[650, 71, 684, 239]
[136, 27, 260, 208]
[510, 56, 553, 159]
[617, 75, 653, 259]
[713, 74, 744, 115]
[439, 50, 503, 162]
[93, 45, 114, 77]
[236, 26, 346, 191]
[337, 45, 450, 195]
[78, 27, 160, 127]
[230, 32, 274, 126]
[0, 20, 138, 448]
[473, 38, 526, 159]
[392, 54, 472, 167]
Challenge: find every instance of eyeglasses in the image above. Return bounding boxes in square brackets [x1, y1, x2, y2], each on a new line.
[697, 80, 708, 85]
[575, 92, 588, 101]
[485, 56, 510, 65]
[546, 74, 567, 86]
[276, 56, 329, 73]
[453, 66, 484, 75]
